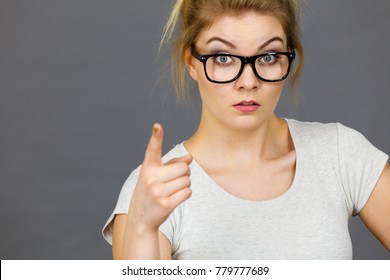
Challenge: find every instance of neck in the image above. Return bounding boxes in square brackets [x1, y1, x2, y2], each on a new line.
[185, 114, 290, 167]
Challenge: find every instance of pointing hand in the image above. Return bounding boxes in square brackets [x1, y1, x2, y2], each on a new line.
[128, 123, 193, 231]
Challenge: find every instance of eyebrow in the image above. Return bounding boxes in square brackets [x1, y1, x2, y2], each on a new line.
[205, 36, 285, 50]
[206, 37, 237, 48]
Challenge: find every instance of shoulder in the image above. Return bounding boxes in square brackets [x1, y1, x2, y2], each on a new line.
[286, 118, 337, 134]
[286, 118, 364, 145]
[285, 119, 380, 160]
[286, 118, 339, 149]
[161, 142, 188, 163]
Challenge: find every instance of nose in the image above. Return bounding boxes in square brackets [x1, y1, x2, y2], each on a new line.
[235, 63, 260, 90]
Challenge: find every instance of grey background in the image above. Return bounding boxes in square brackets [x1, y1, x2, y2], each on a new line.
[0, 0, 389, 259]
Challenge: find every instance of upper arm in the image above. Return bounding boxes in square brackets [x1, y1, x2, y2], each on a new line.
[359, 163, 390, 251]
[112, 214, 172, 259]
[158, 232, 173, 260]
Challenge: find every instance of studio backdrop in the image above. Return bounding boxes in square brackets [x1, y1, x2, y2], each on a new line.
[0, 0, 389, 259]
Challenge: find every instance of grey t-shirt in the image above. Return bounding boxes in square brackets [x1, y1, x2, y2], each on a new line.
[102, 119, 388, 259]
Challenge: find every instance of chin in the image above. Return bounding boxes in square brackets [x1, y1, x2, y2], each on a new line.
[227, 117, 267, 131]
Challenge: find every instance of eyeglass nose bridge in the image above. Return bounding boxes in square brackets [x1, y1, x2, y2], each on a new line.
[242, 56, 257, 64]
[190, 45, 295, 83]
[237, 56, 261, 79]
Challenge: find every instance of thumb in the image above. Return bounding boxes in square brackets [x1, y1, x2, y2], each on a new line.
[164, 154, 193, 166]
[143, 123, 164, 166]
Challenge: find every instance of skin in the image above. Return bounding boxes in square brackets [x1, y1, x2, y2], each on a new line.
[184, 12, 296, 201]
[112, 124, 191, 259]
[112, 11, 390, 259]
[359, 164, 390, 250]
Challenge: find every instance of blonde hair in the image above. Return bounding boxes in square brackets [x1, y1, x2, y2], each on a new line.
[160, 0, 304, 102]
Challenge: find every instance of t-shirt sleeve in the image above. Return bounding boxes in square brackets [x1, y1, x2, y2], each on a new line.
[158, 203, 182, 252]
[101, 166, 178, 247]
[336, 123, 389, 216]
[101, 166, 141, 245]
[101, 143, 187, 249]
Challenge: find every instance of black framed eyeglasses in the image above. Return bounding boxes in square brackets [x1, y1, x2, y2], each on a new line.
[191, 45, 295, 84]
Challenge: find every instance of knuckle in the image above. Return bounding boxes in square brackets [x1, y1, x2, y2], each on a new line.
[150, 187, 162, 198]
[178, 187, 192, 203]
[177, 162, 189, 175]
[144, 176, 156, 189]
[142, 167, 160, 187]
[149, 145, 158, 155]
[157, 199, 171, 211]
[184, 187, 192, 198]
[182, 176, 191, 187]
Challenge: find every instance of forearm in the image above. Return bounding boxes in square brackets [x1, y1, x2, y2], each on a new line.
[120, 220, 160, 260]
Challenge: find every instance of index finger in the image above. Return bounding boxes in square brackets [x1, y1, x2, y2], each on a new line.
[143, 123, 164, 166]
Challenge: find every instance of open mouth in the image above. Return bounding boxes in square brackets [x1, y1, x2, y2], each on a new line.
[233, 100, 260, 106]
[233, 100, 260, 112]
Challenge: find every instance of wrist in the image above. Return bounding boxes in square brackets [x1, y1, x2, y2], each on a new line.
[127, 217, 159, 236]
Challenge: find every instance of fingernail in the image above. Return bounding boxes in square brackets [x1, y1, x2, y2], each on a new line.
[153, 123, 159, 133]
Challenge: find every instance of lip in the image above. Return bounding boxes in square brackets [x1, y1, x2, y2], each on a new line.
[233, 100, 260, 113]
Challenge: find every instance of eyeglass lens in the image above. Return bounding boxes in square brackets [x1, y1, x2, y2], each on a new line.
[205, 53, 290, 82]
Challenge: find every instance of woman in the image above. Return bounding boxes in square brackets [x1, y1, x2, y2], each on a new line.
[102, 0, 390, 259]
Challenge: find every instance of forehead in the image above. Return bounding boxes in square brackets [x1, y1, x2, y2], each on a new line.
[196, 12, 286, 49]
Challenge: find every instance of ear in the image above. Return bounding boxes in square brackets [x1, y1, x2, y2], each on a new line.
[185, 48, 199, 81]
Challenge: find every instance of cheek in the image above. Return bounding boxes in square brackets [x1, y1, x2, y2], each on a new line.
[260, 82, 284, 107]
[196, 69, 215, 94]
[264, 81, 285, 96]
[198, 80, 230, 101]
[198, 82, 218, 103]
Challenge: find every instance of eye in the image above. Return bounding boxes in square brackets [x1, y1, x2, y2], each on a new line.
[214, 55, 234, 64]
[260, 53, 278, 64]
